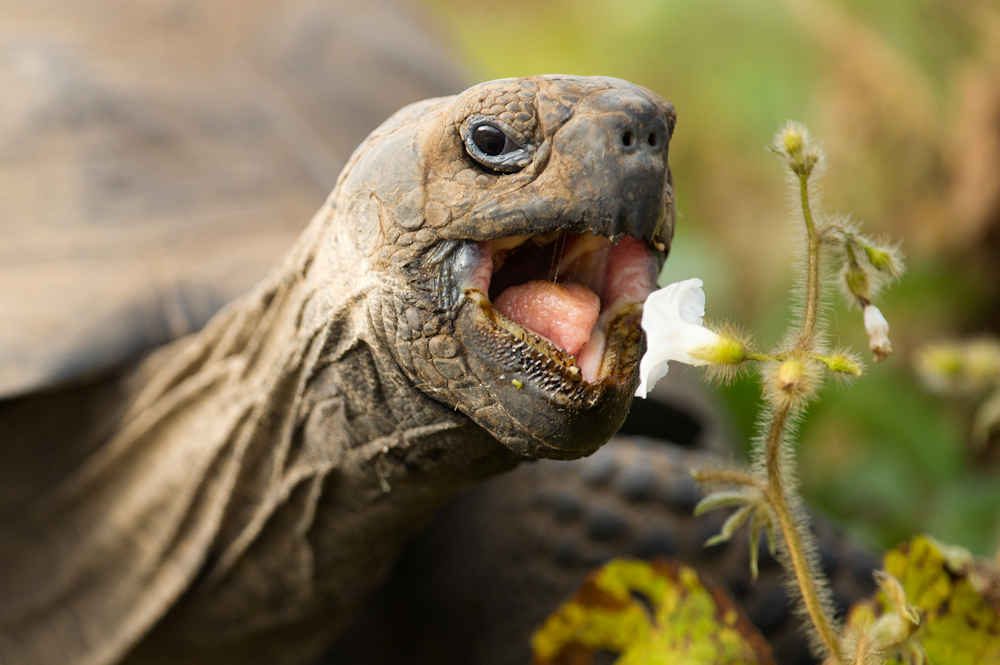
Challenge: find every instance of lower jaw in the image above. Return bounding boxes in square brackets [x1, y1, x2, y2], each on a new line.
[449, 289, 644, 458]
[458, 300, 643, 458]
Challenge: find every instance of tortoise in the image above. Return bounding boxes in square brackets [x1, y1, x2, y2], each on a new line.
[0, 2, 878, 664]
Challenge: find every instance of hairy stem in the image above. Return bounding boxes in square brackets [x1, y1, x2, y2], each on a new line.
[851, 633, 871, 665]
[797, 173, 821, 349]
[694, 470, 767, 491]
[765, 404, 843, 662]
[763, 166, 844, 661]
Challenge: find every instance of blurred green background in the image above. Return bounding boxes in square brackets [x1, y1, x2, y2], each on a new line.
[421, 0, 1000, 556]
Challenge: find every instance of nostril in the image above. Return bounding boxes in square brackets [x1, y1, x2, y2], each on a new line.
[622, 131, 634, 147]
[648, 132, 658, 147]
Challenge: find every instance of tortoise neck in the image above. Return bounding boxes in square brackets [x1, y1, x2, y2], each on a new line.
[0, 207, 518, 665]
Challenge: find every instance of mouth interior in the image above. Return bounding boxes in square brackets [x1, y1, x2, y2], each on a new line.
[473, 230, 657, 383]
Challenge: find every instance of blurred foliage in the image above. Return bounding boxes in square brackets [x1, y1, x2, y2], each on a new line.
[533, 541, 1000, 664]
[914, 337, 1000, 447]
[423, 0, 1000, 556]
[531, 558, 774, 665]
[843, 535, 1000, 664]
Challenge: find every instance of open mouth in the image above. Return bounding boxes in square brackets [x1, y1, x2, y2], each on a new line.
[459, 230, 659, 385]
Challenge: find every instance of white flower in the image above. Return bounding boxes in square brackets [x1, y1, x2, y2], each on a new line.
[863, 304, 892, 362]
[635, 278, 722, 398]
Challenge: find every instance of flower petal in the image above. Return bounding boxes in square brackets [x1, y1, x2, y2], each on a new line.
[635, 356, 668, 399]
[636, 279, 720, 398]
[644, 278, 705, 326]
[674, 278, 706, 326]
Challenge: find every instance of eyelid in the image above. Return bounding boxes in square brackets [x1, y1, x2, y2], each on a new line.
[461, 116, 533, 174]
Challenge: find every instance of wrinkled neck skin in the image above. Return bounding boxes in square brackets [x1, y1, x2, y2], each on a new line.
[0, 199, 521, 665]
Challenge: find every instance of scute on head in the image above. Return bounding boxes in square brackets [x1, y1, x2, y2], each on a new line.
[334, 75, 677, 459]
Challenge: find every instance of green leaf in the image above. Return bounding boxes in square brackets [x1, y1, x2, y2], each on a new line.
[704, 504, 754, 547]
[746, 506, 779, 583]
[749, 512, 762, 582]
[694, 491, 751, 516]
[531, 558, 774, 665]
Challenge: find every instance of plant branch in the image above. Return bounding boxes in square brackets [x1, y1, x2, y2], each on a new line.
[694, 470, 767, 491]
[763, 160, 843, 661]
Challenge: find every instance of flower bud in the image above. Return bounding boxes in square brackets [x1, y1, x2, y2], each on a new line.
[774, 122, 820, 177]
[817, 352, 863, 377]
[842, 264, 871, 303]
[863, 244, 901, 277]
[778, 358, 808, 391]
[864, 304, 892, 362]
[765, 355, 819, 407]
[782, 127, 804, 155]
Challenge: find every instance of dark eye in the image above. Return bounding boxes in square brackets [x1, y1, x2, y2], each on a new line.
[473, 125, 508, 156]
[462, 117, 532, 173]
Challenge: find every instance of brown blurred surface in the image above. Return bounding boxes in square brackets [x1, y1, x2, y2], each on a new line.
[0, 0, 467, 398]
[322, 435, 879, 665]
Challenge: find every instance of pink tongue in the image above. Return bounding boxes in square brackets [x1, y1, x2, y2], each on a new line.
[494, 280, 600, 357]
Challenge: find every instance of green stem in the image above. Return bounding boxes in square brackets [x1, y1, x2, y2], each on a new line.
[797, 174, 820, 349]
[765, 404, 843, 662]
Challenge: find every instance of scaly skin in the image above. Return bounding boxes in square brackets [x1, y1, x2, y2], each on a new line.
[0, 76, 676, 665]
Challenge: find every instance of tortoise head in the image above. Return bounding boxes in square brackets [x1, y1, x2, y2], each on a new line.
[327, 75, 676, 459]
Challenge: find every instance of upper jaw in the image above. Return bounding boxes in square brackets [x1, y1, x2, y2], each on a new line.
[457, 175, 675, 257]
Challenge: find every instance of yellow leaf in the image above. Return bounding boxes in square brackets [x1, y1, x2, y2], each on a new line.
[846, 535, 1000, 665]
[531, 558, 774, 665]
